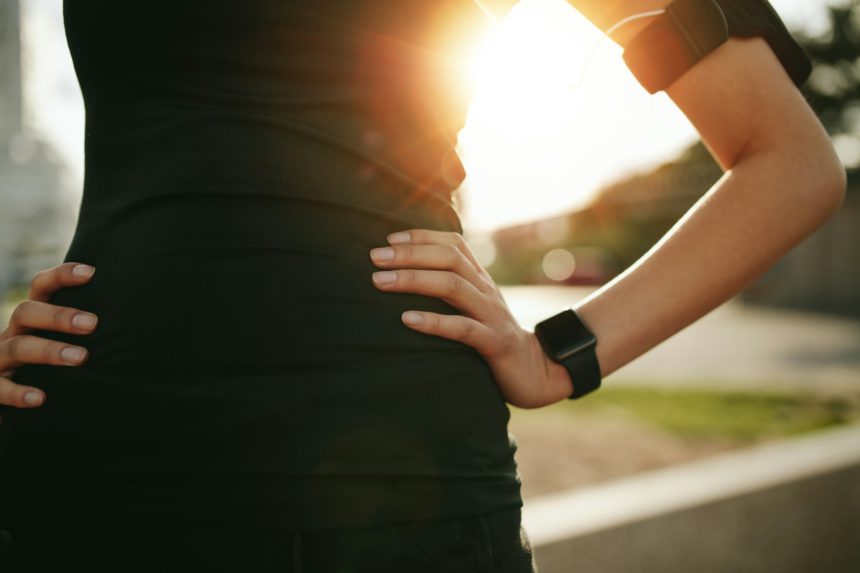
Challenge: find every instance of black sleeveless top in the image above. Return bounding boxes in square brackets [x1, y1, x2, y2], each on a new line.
[0, 0, 521, 529]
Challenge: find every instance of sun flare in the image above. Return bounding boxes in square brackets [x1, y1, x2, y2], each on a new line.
[455, 0, 700, 234]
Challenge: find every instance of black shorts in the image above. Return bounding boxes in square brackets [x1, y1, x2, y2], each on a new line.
[0, 505, 536, 572]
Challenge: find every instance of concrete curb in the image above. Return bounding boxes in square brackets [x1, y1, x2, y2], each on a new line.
[522, 424, 860, 573]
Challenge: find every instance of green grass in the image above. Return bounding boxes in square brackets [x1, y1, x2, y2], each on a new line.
[513, 386, 860, 443]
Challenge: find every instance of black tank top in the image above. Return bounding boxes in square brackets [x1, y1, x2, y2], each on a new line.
[0, 0, 521, 529]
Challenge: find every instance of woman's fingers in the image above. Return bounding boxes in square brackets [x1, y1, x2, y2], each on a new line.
[0, 334, 89, 370]
[29, 262, 95, 303]
[370, 243, 490, 293]
[0, 263, 96, 410]
[0, 377, 46, 408]
[387, 230, 491, 282]
[371, 268, 491, 320]
[399, 311, 495, 354]
[5, 300, 98, 339]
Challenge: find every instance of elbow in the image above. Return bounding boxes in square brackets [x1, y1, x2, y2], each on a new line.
[786, 135, 848, 231]
[810, 145, 848, 224]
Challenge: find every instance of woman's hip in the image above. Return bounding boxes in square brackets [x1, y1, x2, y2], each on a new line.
[0, 505, 537, 573]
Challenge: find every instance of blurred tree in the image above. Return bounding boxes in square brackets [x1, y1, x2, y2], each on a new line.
[797, 0, 860, 137]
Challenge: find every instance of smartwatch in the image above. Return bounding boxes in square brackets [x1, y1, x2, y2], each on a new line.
[534, 307, 602, 400]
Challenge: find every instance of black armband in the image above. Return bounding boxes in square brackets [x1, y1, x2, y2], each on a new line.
[622, 0, 812, 94]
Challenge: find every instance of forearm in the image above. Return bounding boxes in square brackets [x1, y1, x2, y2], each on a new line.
[574, 134, 845, 378]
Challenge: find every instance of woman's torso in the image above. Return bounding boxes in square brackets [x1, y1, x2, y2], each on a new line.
[0, 0, 522, 528]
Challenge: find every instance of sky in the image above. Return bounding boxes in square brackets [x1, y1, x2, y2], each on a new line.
[19, 0, 844, 234]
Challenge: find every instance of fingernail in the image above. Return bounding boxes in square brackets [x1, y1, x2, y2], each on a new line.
[388, 231, 411, 244]
[372, 271, 397, 285]
[72, 313, 98, 331]
[403, 311, 423, 325]
[72, 264, 95, 278]
[370, 247, 395, 262]
[61, 347, 87, 364]
[24, 392, 44, 406]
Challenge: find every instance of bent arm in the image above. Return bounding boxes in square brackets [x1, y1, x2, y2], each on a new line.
[366, 1, 845, 407]
[561, 3, 847, 379]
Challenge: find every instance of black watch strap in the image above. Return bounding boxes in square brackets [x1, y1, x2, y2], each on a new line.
[562, 344, 602, 400]
[534, 308, 602, 400]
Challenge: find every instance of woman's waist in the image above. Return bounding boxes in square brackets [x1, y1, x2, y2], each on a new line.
[74, 180, 462, 257]
[1, 350, 513, 479]
[61, 189, 465, 363]
[81, 103, 464, 214]
[43, 245, 472, 375]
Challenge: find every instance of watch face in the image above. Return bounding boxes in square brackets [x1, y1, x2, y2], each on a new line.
[536, 309, 596, 361]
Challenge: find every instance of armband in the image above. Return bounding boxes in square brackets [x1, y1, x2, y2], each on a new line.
[622, 0, 812, 94]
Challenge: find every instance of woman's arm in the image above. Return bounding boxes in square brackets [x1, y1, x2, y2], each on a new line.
[369, 2, 846, 408]
[0, 263, 98, 408]
[573, 25, 847, 378]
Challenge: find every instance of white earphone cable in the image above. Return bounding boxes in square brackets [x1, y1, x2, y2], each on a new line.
[469, 2, 667, 90]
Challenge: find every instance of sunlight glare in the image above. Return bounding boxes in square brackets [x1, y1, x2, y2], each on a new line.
[456, 0, 701, 235]
[464, 0, 604, 134]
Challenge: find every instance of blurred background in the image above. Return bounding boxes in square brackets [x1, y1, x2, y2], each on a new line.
[1, 0, 858, 569]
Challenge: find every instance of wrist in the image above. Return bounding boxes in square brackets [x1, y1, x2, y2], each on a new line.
[545, 354, 576, 404]
[528, 330, 576, 406]
[571, 301, 612, 378]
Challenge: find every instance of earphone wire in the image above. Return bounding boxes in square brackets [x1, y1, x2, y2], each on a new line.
[564, 8, 667, 89]
[468, 2, 667, 90]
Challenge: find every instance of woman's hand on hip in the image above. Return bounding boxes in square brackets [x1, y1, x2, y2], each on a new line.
[0, 263, 98, 408]
[370, 229, 574, 409]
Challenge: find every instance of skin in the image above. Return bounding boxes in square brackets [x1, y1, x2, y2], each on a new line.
[0, 2, 847, 410]
[0, 263, 97, 408]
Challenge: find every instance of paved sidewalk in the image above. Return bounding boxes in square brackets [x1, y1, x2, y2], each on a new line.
[501, 285, 860, 397]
